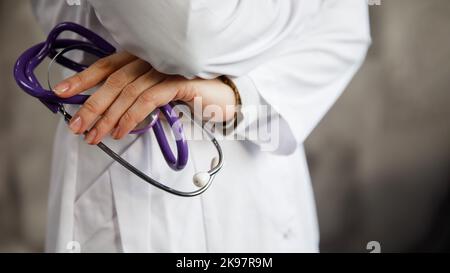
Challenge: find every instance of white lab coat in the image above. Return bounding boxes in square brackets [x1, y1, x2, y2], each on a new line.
[31, 0, 371, 252]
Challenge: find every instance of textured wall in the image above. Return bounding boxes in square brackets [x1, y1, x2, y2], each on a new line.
[0, 0, 55, 251]
[0, 0, 449, 252]
[306, 0, 450, 252]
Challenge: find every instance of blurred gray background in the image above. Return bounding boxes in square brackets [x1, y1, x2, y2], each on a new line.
[0, 0, 449, 252]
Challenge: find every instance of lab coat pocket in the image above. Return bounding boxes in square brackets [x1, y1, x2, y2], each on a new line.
[73, 169, 119, 251]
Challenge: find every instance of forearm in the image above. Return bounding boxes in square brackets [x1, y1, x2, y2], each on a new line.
[87, 0, 306, 79]
[229, 0, 371, 154]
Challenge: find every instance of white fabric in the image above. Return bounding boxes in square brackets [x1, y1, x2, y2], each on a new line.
[31, 0, 371, 252]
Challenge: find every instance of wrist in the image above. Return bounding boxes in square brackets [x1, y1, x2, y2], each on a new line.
[218, 75, 241, 126]
[219, 76, 241, 108]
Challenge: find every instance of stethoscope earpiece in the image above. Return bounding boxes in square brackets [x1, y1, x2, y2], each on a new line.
[14, 22, 224, 197]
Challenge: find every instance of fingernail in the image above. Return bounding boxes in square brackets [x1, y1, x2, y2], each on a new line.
[69, 116, 82, 133]
[112, 126, 121, 139]
[54, 82, 70, 94]
[85, 128, 98, 144]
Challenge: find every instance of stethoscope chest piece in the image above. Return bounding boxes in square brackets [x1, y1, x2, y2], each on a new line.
[14, 21, 224, 197]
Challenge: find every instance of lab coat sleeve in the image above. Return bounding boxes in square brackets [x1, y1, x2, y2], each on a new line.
[230, 0, 371, 154]
[86, 0, 309, 79]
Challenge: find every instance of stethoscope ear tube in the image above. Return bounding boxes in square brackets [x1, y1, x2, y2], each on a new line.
[58, 107, 223, 197]
[15, 21, 224, 197]
[97, 138, 223, 197]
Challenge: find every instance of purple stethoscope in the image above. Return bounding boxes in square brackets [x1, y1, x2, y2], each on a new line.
[13, 22, 223, 197]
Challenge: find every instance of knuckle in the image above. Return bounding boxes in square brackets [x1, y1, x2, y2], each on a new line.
[99, 115, 113, 128]
[122, 84, 140, 99]
[138, 92, 157, 107]
[175, 81, 193, 101]
[93, 57, 112, 70]
[83, 99, 101, 115]
[71, 73, 85, 86]
[105, 71, 127, 89]
[122, 111, 136, 126]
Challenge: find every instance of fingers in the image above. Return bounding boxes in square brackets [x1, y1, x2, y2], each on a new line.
[53, 51, 137, 97]
[69, 58, 152, 135]
[86, 69, 166, 144]
[112, 80, 182, 140]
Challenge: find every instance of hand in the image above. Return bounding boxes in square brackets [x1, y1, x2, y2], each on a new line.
[53, 52, 236, 145]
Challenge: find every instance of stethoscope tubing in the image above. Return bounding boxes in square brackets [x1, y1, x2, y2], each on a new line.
[58, 106, 223, 197]
[14, 21, 224, 197]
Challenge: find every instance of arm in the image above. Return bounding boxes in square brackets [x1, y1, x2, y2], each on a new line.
[52, 0, 370, 150]
[230, 0, 371, 154]
[87, 0, 309, 79]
